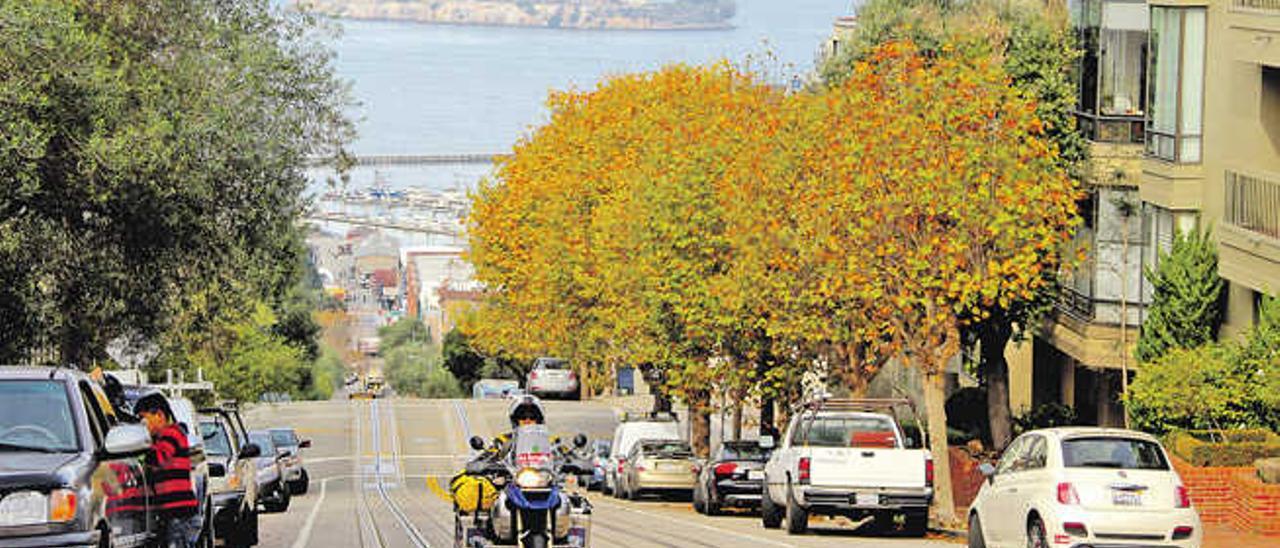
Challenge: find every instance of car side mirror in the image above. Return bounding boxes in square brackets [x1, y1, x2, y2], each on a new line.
[469, 436, 486, 451]
[208, 462, 227, 478]
[573, 433, 588, 449]
[978, 463, 996, 484]
[758, 435, 775, 450]
[104, 424, 152, 457]
[239, 443, 262, 459]
[299, 439, 312, 449]
[277, 448, 292, 458]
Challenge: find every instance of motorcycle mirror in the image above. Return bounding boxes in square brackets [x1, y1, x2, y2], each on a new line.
[573, 433, 588, 448]
[469, 435, 486, 451]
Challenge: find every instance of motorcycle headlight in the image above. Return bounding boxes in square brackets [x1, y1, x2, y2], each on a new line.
[0, 489, 75, 526]
[515, 468, 551, 489]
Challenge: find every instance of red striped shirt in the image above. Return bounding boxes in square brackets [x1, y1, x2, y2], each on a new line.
[149, 424, 198, 517]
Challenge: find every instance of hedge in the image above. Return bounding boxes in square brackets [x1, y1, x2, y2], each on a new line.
[1168, 429, 1280, 467]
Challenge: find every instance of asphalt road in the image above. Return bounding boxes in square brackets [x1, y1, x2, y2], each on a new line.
[241, 398, 959, 548]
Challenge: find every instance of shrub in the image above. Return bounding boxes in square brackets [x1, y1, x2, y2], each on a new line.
[1128, 344, 1252, 435]
[1012, 403, 1079, 436]
[1167, 430, 1280, 467]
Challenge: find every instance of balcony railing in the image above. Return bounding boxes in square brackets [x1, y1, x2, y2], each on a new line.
[1233, 0, 1280, 13]
[1076, 112, 1145, 144]
[1225, 170, 1280, 240]
[1057, 287, 1096, 322]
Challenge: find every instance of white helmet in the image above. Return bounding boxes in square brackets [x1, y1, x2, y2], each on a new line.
[508, 394, 546, 428]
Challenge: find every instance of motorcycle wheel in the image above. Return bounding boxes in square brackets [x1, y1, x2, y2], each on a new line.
[520, 534, 548, 548]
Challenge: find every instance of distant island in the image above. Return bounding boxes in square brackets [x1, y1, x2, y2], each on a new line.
[296, 0, 737, 30]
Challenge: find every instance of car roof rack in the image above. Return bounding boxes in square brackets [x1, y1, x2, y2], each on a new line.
[799, 397, 915, 414]
[620, 410, 678, 423]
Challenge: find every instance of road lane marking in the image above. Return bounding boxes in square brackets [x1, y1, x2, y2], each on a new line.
[594, 499, 797, 548]
[306, 454, 461, 465]
[289, 477, 330, 548]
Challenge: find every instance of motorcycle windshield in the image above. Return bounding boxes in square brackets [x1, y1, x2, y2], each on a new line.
[512, 425, 554, 470]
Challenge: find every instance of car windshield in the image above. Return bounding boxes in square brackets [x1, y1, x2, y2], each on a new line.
[641, 440, 692, 457]
[271, 429, 298, 448]
[201, 421, 232, 457]
[537, 358, 568, 370]
[0, 380, 79, 453]
[249, 432, 276, 453]
[794, 416, 899, 448]
[1062, 437, 1170, 470]
[720, 443, 768, 460]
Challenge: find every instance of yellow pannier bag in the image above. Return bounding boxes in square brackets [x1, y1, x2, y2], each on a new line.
[451, 472, 498, 513]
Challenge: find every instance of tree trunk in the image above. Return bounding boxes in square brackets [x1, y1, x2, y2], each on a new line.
[981, 324, 1014, 451]
[759, 397, 776, 439]
[691, 396, 712, 458]
[645, 365, 672, 413]
[923, 369, 957, 525]
[732, 404, 743, 441]
[845, 343, 870, 397]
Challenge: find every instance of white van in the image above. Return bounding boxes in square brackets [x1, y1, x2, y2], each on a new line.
[605, 412, 681, 497]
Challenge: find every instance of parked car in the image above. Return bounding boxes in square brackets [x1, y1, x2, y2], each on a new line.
[269, 427, 312, 495]
[606, 411, 681, 497]
[247, 431, 292, 513]
[966, 427, 1202, 548]
[472, 378, 520, 400]
[0, 367, 156, 548]
[618, 439, 698, 500]
[694, 440, 771, 515]
[762, 397, 932, 536]
[587, 439, 611, 491]
[526, 357, 579, 400]
[121, 387, 215, 547]
[200, 406, 261, 547]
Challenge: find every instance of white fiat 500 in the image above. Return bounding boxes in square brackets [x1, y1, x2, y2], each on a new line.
[967, 427, 1202, 548]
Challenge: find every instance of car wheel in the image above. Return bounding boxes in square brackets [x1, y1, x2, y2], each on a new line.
[97, 526, 112, 548]
[784, 486, 808, 535]
[1026, 515, 1048, 548]
[760, 483, 783, 529]
[968, 512, 987, 548]
[291, 469, 310, 495]
[265, 482, 291, 513]
[626, 482, 639, 501]
[228, 510, 259, 547]
[692, 485, 705, 514]
[705, 495, 721, 517]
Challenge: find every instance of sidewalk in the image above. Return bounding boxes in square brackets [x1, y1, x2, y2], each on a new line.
[1204, 524, 1279, 547]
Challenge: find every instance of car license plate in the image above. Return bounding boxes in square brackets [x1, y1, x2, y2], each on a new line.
[748, 470, 764, 480]
[1113, 491, 1143, 506]
[660, 462, 684, 472]
[855, 493, 878, 507]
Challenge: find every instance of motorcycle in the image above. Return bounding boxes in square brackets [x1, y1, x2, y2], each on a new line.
[456, 425, 593, 548]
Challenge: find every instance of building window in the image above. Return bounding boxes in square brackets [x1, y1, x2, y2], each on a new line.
[1074, 0, 1148, 143]
[1147, 6, 1206, 163]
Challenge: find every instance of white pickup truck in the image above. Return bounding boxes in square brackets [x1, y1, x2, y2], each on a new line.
[761, 398, 933, 536]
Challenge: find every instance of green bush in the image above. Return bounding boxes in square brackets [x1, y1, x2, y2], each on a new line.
[1167, 430, 1280, 467]
[1012, 403, 1080, 436]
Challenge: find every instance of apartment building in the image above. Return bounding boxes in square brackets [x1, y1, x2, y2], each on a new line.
[1142, 0, 1280, 333]
[1009, 0, 1280, 425]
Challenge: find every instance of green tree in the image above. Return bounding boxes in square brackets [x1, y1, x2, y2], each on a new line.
[1136, 228, 1224, 363]
[0, 0, 352, 367]
[443, 328, 485, 391]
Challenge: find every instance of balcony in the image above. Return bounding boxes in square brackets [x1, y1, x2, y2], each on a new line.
[1077, 113, 1145, 145]
[1225, 170, 1280, 241]
[1233, 0, 1280, 14]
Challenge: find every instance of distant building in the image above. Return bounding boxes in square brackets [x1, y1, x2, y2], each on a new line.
[401, 246, 474, 343]
[353, 231, 400, 276]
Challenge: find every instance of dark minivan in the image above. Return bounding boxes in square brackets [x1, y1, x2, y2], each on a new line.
[0, 367, 155, 547]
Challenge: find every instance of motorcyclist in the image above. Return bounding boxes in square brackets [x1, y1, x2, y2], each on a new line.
[482, 394, 548, 462]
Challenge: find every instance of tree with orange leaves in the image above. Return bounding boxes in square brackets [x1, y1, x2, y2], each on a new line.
[795, 41, 1079, 523]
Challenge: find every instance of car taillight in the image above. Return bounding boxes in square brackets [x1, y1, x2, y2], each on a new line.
[636, 464, 647, 472]
[1056, 482, 1079, 505]
[798, 457, 810, 484]
[568, 371, 576, 380]
[530, 371, 538, 380]
[925, 459, 934, 487]
[617, 459, 625, 474]
[1172, 526, 1194, 540]
[714, 462, 738, 477]
[1176, 485, 1192, 508]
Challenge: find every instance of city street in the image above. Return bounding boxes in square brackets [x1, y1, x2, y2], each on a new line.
[242, 398, 960, 548]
